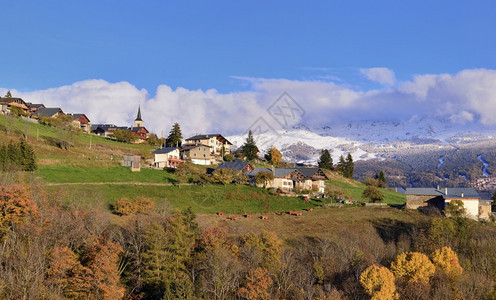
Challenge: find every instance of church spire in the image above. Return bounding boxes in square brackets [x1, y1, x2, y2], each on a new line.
[134, 105, 144, 127]
[135, 105, 143, 121]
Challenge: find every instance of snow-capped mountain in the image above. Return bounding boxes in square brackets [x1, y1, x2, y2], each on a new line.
[227, 117, 496, 165]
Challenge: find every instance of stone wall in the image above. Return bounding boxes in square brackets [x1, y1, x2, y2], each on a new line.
[406, 195, 444, 210]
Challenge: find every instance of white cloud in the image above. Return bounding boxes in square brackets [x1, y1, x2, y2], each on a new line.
[4, 68, 496, 137]
[360, 67, 396, 85]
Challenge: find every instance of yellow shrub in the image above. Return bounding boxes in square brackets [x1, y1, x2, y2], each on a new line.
[390, 252, 435, 284]
[360, 264, 397, 300]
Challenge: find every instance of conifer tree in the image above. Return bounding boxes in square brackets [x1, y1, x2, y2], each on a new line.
[318, 149, 333, 170]
[19, 139, 37, 171]
[167, 123, 183, 147]
[242, 130, 258, 160]
[344, 153, 354, 179]
[4, 90, 12, 98]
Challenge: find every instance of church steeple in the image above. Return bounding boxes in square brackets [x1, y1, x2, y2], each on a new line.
[134, 106, 143, 127]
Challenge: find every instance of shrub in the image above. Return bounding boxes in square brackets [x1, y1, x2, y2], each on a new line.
[362, 186, 384, 203]
[114, 198, 136, 215]
[360, 264, 397, 300]
[390, 252, 435, 284]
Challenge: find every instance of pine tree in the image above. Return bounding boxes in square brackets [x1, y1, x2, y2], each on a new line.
[19, 139, 37, 171]
[337, 155, 346, 176]
[7, 142, 21, 171]
[344, 153, 354, 179]
[4, 90, 12, 98]
[242, 130, 258, 160]
[318, 149, 333, 170]
[167, 123, 183, 147]
[0, 145, 7, 171]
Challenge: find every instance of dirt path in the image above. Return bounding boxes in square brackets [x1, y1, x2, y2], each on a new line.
[45, 182, 195, 186]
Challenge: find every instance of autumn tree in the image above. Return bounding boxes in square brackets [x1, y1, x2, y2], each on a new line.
[242, 231, 282, 271]
[362, 186, 384, 203]
[46, 245, 92, 298]
[318, 149, 333, 170]
[82, 233, 125, 299]
[431, 246, 463, 280]
[167, 122, 183, 147]
[265, 146, 282, 166]
[0, 184, 37, 237]
[147, 133, 165, 147]
[390, 252, 435, 284]
[360, 264, 397, 300]
[237, 267, 273, 300]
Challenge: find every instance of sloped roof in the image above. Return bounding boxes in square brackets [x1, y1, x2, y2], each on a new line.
[32, 107, 63, 117]
[247, 167, 273, 177]
[152, 147, 179, 154]
[66, 113, 90, 122]
[26, 103, 45, 109]
[405, 187, 480, 199]
[135, 106, 142, 121]
[129, 126, 148, 133]
[215, 160, 252, 172]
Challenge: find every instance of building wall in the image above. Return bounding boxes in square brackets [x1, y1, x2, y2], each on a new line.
[154, 149, 181, 168]
[445, 199, 479, 219]
[479, 203, 492, 220]
[406, 195, 444, 210]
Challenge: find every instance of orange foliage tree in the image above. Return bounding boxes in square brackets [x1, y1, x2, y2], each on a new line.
[83, 233, 125, 299]
[237, 267, 273, 300]
[431, 246, 463, 280]
[0, 184, 37, 236]
[360, 264, 397, 300]
[390, 252, 435, 284]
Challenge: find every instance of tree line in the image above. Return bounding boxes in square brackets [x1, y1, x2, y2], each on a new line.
[0, 139, 37, 171]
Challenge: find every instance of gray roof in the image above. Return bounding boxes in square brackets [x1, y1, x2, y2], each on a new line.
[32, 107, 63, 117]
[406, 187, 480, 199]
[152, 147, 179, 154]
[215, 160, 252, 173]
[247, 167, 273, 177]
[181, 144, 211, 151]
[295, 168, 322, 178]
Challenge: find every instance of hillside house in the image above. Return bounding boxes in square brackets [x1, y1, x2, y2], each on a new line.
[92, 124, 127, 137]
[248, 167, 327, 193]
[31, 107, 64, 119]
[0, 97, 29, 114]
[152, 147, 182, 169]
[66, 113, 91, 132]
[181, 144, 213, 165]
[184, 134, 232, 160]
[129, 126, 149, 142]
[406, 187, 492, 220]
[25, 103, 45, 113]
[214, 159, 254, 173]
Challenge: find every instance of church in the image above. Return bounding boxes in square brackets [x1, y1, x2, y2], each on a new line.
[129, 106, 149, 142]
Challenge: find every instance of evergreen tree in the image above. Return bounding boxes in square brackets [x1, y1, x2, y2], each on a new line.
[318, 149, 333, 170]
[242, 130, 258, 160]
[0, 145, 7, 171]
[337, 155, 346, 176]
[378, 171, 386, 186]
[167, 123, 183, 147]
[344, 153, 354, 179]
[7, 142, 21, 170]
[4, 90, 12, 98]
[19, 139, 37, 171]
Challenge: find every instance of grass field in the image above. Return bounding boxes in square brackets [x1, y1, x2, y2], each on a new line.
[47, 183, 342, 214]
[36, 165, 176, 183]
[196, 206, 426, 240]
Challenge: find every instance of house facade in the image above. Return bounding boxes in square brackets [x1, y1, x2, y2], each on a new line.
[248, 167, 328, 193]
[66, 113, 91, 132]
[152, 147, 182, 169]
[0, 97, 29, 114]
[406, 187, 492, 219]
[181, 144, 213, 165]
[184, 134, 232, 160]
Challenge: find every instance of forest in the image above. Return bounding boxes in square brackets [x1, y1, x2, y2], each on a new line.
[1, 173, 496, 300]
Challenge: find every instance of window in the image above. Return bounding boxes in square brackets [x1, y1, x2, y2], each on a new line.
[204, 148, 206, 151]
[203, 154, 206, 157]
[194, 153, 197, 157]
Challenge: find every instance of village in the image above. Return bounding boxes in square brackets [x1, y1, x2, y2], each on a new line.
[1, 91, 493, 222]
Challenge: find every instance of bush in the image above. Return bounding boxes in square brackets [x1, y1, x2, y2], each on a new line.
[114, 197, 154, 215]
[362, 186, 384, 203]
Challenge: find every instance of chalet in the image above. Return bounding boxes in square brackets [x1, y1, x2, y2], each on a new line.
[25, 103, 45, 113]
[405, 187, 492, 220]
[214, 159, 254, 173]
[31, 107, 64, 119]
[129, 126, 149, 142]
[248, 167, 328, 193]
[181, 144, 213, 165]
[66, 113, 91, 132]
[92, 124, 127, 137]
[152, 147, 182, 169]
[0, 97, 29, 114]
[184, 134, 232, 160]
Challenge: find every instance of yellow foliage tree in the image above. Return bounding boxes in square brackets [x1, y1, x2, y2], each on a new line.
[237, 267, 273, 300]
[360, 264, 398, 300]
[390, 252, 435, 284]
[431, 246, 463, 280]
[269, 147, 282, 166]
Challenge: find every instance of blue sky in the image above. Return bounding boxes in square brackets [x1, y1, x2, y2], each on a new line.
[2, 1, 495, 93]
[2, 1, 496, 136]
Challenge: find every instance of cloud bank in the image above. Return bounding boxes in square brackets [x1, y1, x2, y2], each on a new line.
[3, 68, 496, 137]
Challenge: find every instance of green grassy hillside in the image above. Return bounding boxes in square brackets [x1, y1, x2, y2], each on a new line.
[1, 114, 405, 214]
